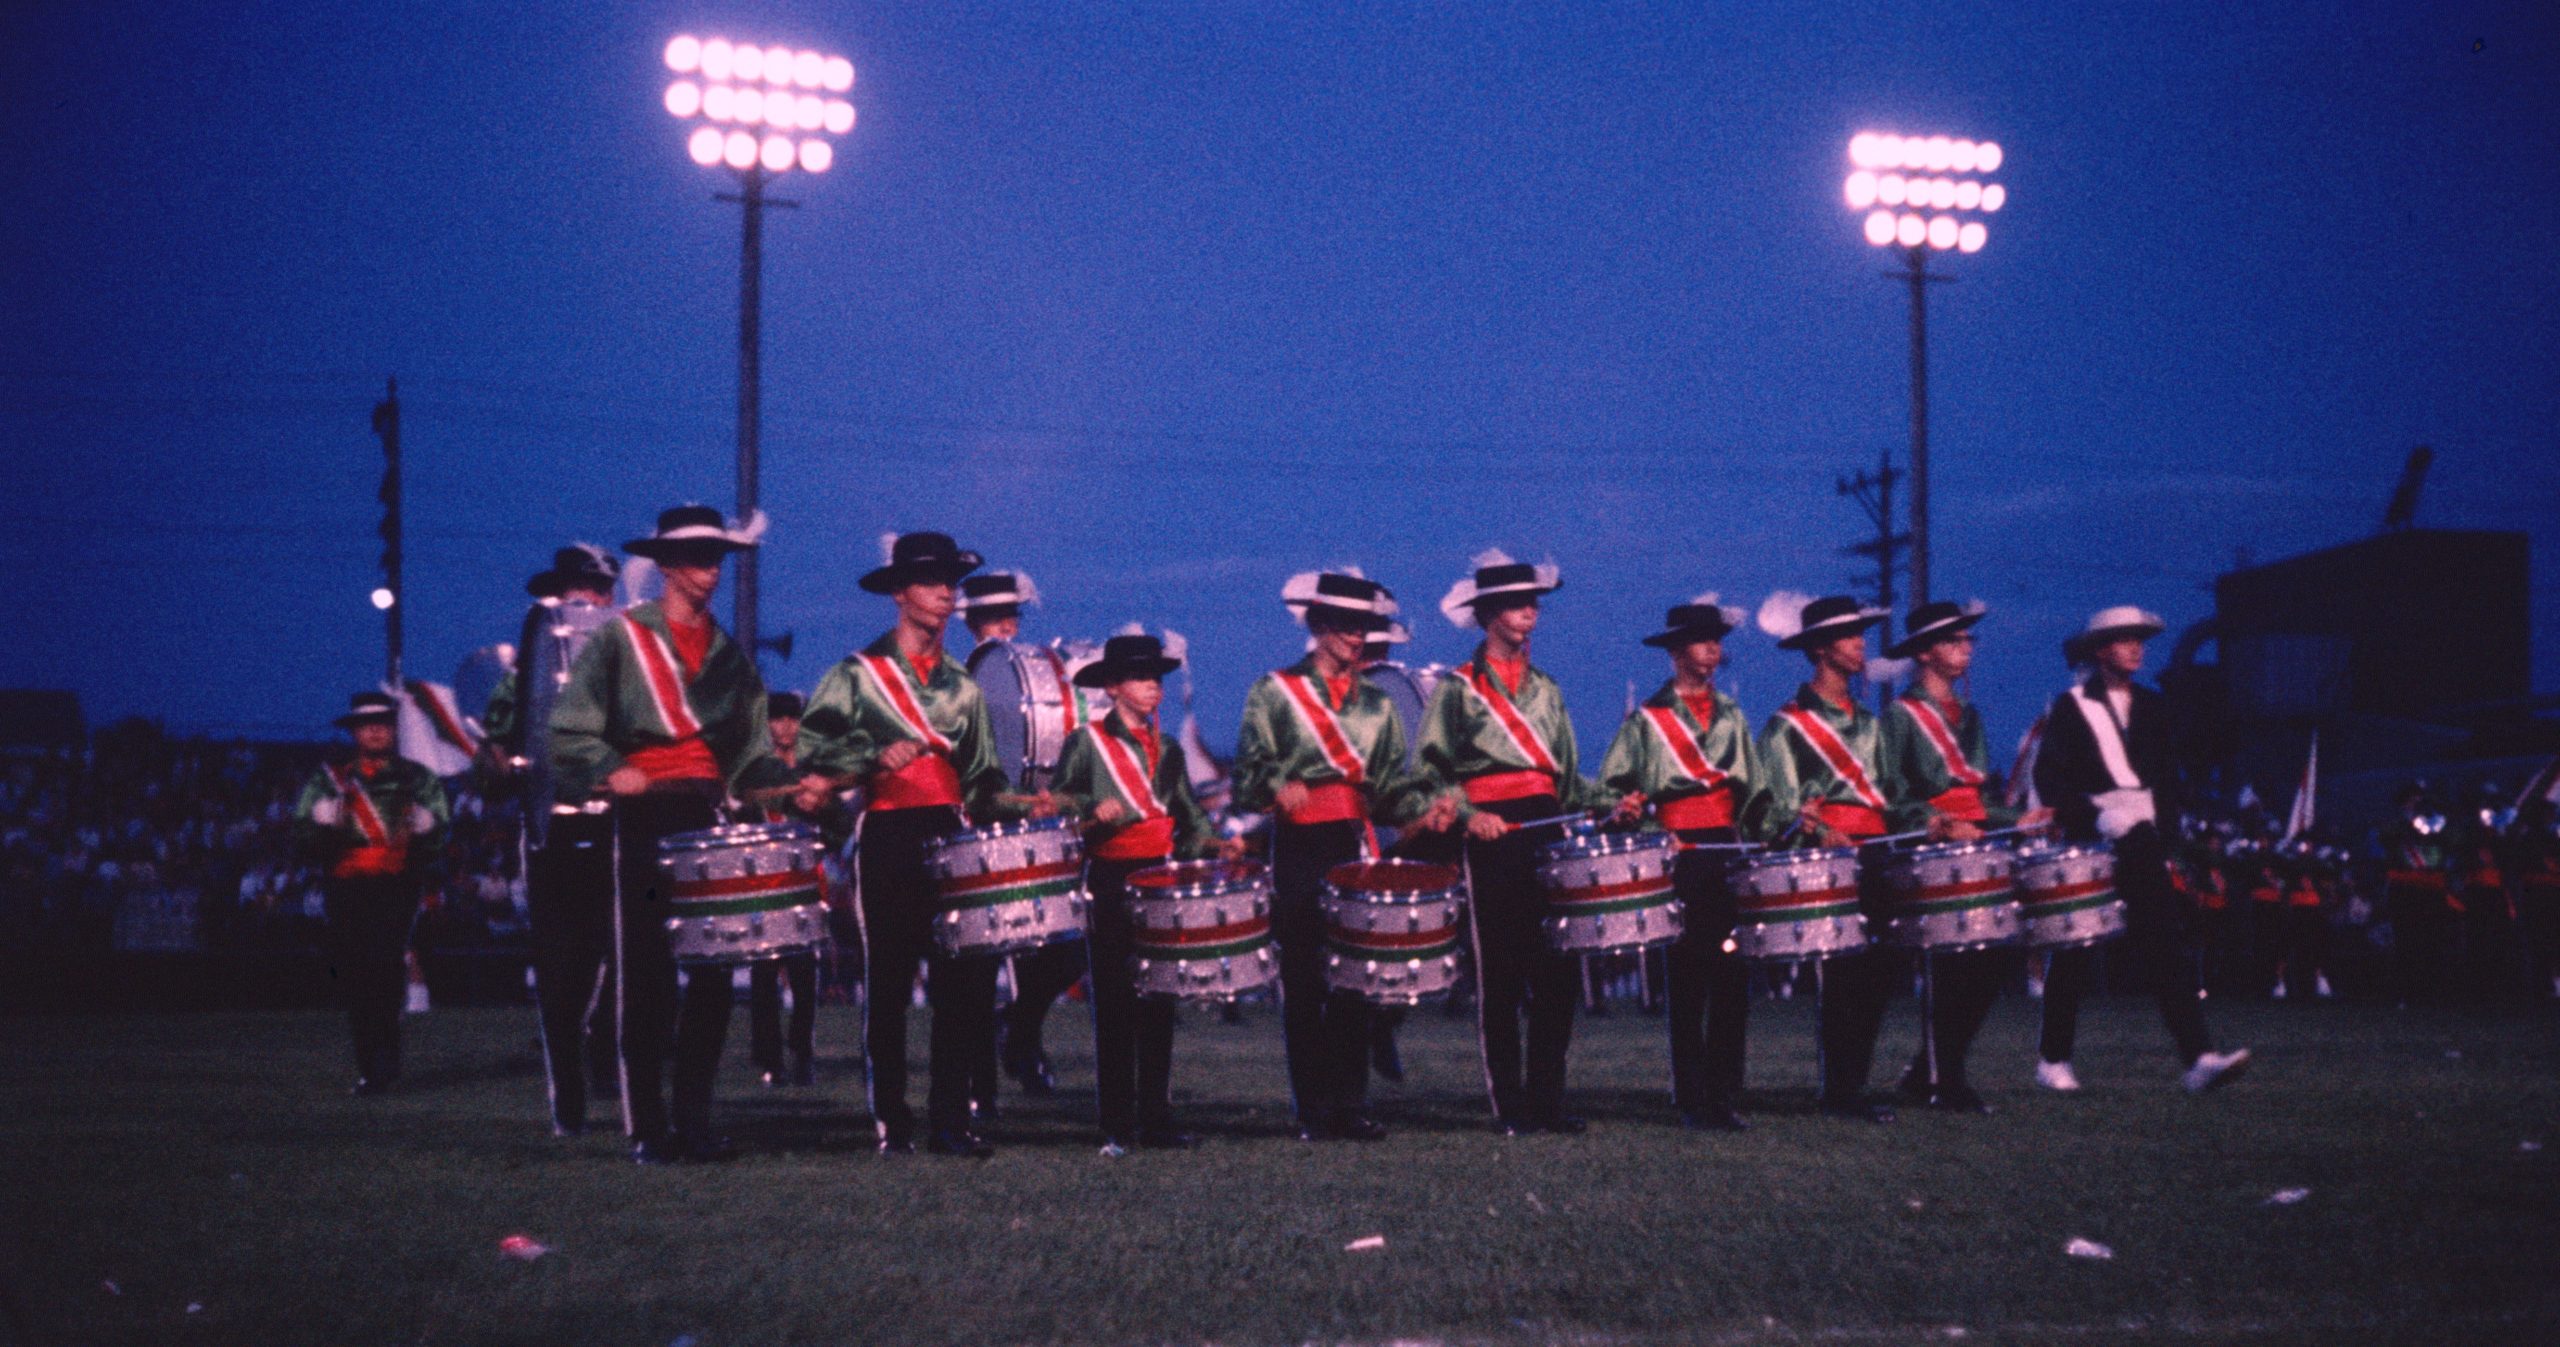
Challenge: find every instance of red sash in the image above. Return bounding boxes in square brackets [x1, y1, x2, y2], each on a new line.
[1460, 660, 1561, 776]
[857, 652, 957, 755]
[1778, 704, 1889, 812]
[1640, 703, 1729, 790]
[623, 616, 706, 740]
[1091, 723, 1167, 821]
[1898, 694, 1986, 786]
[328, 764, 406, 877]
[1275, 671, 1369, 784]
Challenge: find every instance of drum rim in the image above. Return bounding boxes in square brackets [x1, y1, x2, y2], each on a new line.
[1127, 858, 1270, 894]
[660, 821, 821, 851]
[1887, 838, 2017, 864]
[2014, 842, 2111, 863]
[1731, 844, 1860, 869]
[931, 815, 1075, 845]
[1537, 829, 1676, 862]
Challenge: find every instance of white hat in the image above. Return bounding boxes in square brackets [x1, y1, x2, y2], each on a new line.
[1439, 549, 1561, 629]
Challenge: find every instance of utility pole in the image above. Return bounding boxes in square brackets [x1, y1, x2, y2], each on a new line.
[371, 377, 402, 686]
[1838, 445, 1909, 709]
[714, 166, 796, 663]
[1893, 244, 1951, 608]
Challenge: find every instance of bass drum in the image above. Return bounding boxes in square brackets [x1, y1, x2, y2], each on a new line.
[967, 638, 1110, 792]
[1365, 661, 1447, 770]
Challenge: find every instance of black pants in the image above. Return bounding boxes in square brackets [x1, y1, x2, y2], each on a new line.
[613, 791, 733, 1143]
[857, 805, 996, 1138]
[322, 873, 422, 1084]
[2389, 886, 2453, 1006]
[2283, 905, 2328, 1001]
[749, 952, 817, 1072]
[1664, 830, 1748, 1113]
[1086, 856, 1177, 1137]
[1904, 947, 2013, 1093]
[528, 811, 616, 1129]
[2040, 825, 2212, 1066]
[1271, 819, 1374, 1123]
[999, 940, 1089, 1069]
[1463, 794, 1575, 1121]
[1805, 841, 1897, 1106]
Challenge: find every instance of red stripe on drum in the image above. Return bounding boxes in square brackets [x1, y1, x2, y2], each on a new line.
[1545, 875, 1676, 907]
[670, 870, 825, 902]
[938, 857, 1083, 896]
[1737, 884, 1859, 912]
[2019, 878, 2114, 905]
[1133, 917, 1272, 948]
[1328, 923, 1462, 950]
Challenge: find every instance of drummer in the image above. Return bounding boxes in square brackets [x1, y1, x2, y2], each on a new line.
[1051, 629, 1245, 1153]
[1878, 600, 2047, 1113]
[1415, 550, 1602, 1136]
[1598, 595, 1774, 1131]
[1232, 568, 1422, 1142]
[550, 504, 778, 1164]
[744, 691, 824, 1089]
[794, 531, 1024, 1159]
[1755, 593, 1901, 1123]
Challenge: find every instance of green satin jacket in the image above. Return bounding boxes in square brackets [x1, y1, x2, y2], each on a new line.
[1757, 683, 1890, 845]
[1231, 656, 1423, 824]
[795, 631, 1010, 819]
[1415, 644, 1604, 816]
[1881, 690, 2021, 831]
[1599, 681, 1777, 840]
[1052, 712, 1219, 859]
[547, 601, 776, 803]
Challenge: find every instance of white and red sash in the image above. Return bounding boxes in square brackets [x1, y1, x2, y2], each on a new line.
[623, 616, 706, 740]
[329, 765, 395, 847]
[1897, 695, 1985, 786]
[2067, 684, 2144, 790]
[1778, 703, 1889, 811]
[1042, 647, 1087, 740]
[856, 652, 956, 755]
[1090, 722, 1168, 820]
[1640, 703, 1729, 790]
[1275, 671, 1368, 783]
[1461, 660, 1561, 776]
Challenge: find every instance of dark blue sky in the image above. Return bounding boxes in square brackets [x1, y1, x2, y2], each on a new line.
[5, 2, 2554, 787]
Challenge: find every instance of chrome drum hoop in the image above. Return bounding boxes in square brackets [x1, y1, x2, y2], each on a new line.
[656, 821, 831, 966]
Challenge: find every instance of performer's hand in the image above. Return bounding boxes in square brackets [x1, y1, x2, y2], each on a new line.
[878, 740, 925, 773]
[1273, 781, 1311, 814]
[1414, 796, 1460, 833]
[2019, 807, 2055, 833]
[1093, 799, 1129, 825]
[1937, 817, 1983, 842]
[1612, 791, 1647, 825]
[1466, 811, 1512, 841]
[607, 766, 651, 797]
[310, 799, 341, 827]
[1214, 836, 1249, 861]
[405, 805, 436, 837]
[792, 773, 833, 814]
[1027, 790, 1062, 819]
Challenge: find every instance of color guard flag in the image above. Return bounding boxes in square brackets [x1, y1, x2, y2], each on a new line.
[2519, 756, 2560, 814]
[2283, 731, 2319, 841]
[2006, 712, 2048, 812]
[393, 679, 481, 778]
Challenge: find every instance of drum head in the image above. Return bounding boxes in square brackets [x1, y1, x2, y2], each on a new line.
[1326, 859, 1462, 895]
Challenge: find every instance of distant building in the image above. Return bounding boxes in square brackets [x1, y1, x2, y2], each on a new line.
[0, 689, 85, 752]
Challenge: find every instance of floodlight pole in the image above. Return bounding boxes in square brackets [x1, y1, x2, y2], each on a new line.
[1894, 245, 1951, 608]
[716, 166, 796, 661]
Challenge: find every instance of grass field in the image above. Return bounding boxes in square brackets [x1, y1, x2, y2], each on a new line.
[6, 993, 2557, 1346]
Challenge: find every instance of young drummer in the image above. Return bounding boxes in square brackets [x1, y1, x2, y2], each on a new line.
[1231, 569, 1417, 1142]
[1755, 594, 1901, 1123]
[1598, 596, 1774, 1131]
[1051, 630, 1245, 1152]
[1878, 600, 2047, 1113]
[549, 505, 776, 1163]
[793, 532, 1020, 1158]
[294, 692, 450, 1095]
[1415, 550, 1603, 1135]
[745, 691, 822, 1088]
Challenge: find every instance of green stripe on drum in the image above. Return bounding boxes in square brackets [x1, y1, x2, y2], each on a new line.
[1328, 938, 1462, 963]
[939, 875, 1083, 912]
[1892, 892, 2019, 916]
[1737, 901, 1861, 924]
[669, 889, 821, 918]
[2021, 892, 2118, 917]
[1546, 894, 1681, 919]
[1136, 935, 1272, 963]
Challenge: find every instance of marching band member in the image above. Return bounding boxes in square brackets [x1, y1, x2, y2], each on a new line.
[2378, 783, 2457, 1007]
[2031, 607, 2249, 1093]
[550, 505, 777, 1163]
[1417, 551, 1603, 1135]
[1599, 595, 1774, 1131]
[794, 531, 1019, 1159]
[1051, 630, 1244, 1152]
[1755, 594, 1900, 1123]
[746, 691, 821, 1088]
[1231, 569, 1416, 1142]
[1878, 600, 2045, 1113]
[294, 691, 450, 1095]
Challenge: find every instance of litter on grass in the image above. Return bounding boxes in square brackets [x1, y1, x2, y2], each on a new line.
[498, 1234, 550, 1261]
[2522, 1141, 2544, 1153]
[186, 1303, 204, 1315]
[2264, 1188, 2313, 1206]
[101, 1280, 120, 1296]
[1345, 1235, 1387, 1252]
[2065, 1238, 2115, 1260]
[1525, 1192, 1548, 1214]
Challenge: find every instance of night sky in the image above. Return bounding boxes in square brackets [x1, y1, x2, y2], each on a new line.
[5, 2, 2554, 788]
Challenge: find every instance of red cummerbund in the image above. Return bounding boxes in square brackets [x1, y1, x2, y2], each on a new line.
[871, 752, 964, 811]
[1657, 791, 1735, 831]
[1930, 786, 1988, 822]
[1092, 816, 1175, 862]
[1815, 801, 1887, 840]
[1282, 781, 1367, 826]
[1464, 770, 1554, 806]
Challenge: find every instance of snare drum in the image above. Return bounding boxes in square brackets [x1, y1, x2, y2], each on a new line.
[1321, 859, 1467, 1003]
[923, 816, 1090, 958]
[656, 822, 832, 966]
[1874, 839, 2022, 952]
[1125, 859, 1278, 1001]
[1725, 846, 1868, 961]
[2013, 843, 2127, 949]
[1535, 829, 1683, 954]
[967, 639, 1111, 791]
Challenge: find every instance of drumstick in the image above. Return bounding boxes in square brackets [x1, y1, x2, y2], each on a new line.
[1506, 810, 1595, 832]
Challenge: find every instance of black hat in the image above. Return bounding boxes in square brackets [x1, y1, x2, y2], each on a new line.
[625, 504, 764, 561]
[1761, 593, 1886, 651]
[1284, 568, 1396, 633]
[767, 691, 805, 720]
[1073, 631, 1184, 688]
[1642, 593, 1745, 648]
[1885, 599, 1988, 659]
[957, 571, 1038, 623]
[860, 531, 984, 595]
[527, 543, 622, 598]
[1439, 549, 1561, 629]
[333, 691, 399, 730]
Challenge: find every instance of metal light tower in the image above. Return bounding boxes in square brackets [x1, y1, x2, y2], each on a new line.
[1843, 133, 2005, 608]
[662, 34, 857, 658]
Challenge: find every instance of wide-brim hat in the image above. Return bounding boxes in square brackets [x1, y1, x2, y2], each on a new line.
[1285, 568, 1396, 633]
[625, 504, 765, 561]
[527, 543, 622, 598]
[1073, 631, 1183, 687]
[2063, 605, 2166, 664]
[1758, 591, 1887, 651]
[1439, 549, 1561, 629]
[1642, 593, 1746, 648]
[957, 570, 1038, 621]
[1885, 599, 1988, 659]
[333, 690, 399, 729]
[861, 530, 984, 595]
[766, 691, 805, 720]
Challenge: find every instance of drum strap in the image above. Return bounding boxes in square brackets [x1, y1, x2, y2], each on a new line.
[856, 653, 956, 755]
[623, 616, 707, 741]
[1778, 705, 1889, 812]
[1897, 695, 1985, 786]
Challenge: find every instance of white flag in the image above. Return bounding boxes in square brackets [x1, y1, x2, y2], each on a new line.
[2283, 731, 2318, 840]
[391, 679, 480, 778]
[2518, 756, 2560, 814]
[2005, 712, 2048, 812]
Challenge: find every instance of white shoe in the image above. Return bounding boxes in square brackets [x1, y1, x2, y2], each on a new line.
[2035, 1060, 2081, 1092]
[2182, 1048, 2252, 1093]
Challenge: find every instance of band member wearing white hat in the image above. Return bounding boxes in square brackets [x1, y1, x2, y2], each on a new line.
[1755, 593, 1901, 1122]
[794, 532, 1024, 1158]
[1600, 596, 1774, 1131]
[2032, 606, 2248, 1093]
[1416, 551, 1604, 1135]
[550, 505, 778, 1163]
[1232, 569, 1422, 1141]
[293, 692, 451, 1096]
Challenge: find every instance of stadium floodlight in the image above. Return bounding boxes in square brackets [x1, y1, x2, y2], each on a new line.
[370, 587, 396, 611]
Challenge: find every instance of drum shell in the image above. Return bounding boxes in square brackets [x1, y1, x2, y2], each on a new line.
[1875, 839, 2022, 952]
[967, 639, 1109, 792]
[2014, 843, 2128, 949]
[656, 821, 831, 966]
[1320, 860, 1467, 1004]
[1535, 831, 1683, 954]
[1366, 662, 1446, 772]
[924, 817, 1090, 958]
[1724, 846, 1869, 961]
[1125, 861, 1277, 1001]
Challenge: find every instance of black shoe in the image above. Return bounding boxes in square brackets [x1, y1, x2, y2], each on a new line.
[1004, 1052, 1058, 1098]
[1679, 1105, 1749, 1132]
[550, 1118, 587, 1139]
[1531, 1113, 1589, 1136]
[1932, 1083, 1994, 1115]
[876, 1131, 914, 1156]
[1371, 1035, 1406, 1084]
[926, 1128, 996, 1159]
[631, 1137, 684, 1166]
[1136, 1124, 1198, 1151]
[678, 1133, 738, 1163]
[1897, 1063, 1935, 1103]
[759, 1068, 786, 1089]
[1818, 1099, 1898, 1124]
[1494, 1114, 1534, 1137]
[350, 1077, 389, 1097]
[971, 1095, 1002, 1124]
[788, 1054, 816, 1088]
[1331, 1113, 1390, 1142]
